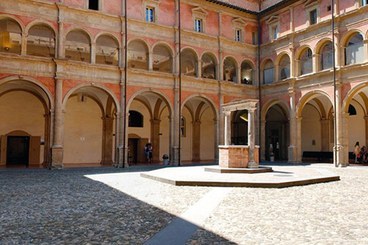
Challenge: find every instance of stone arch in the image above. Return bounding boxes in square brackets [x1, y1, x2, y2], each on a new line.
[296, 90, 332, 118]
[127, 89, 172, 164]
[262, 58, 274, 84]
[181, 47, 199, 77]
[152, 42, 174, 73]
[95, 34, 119, 65]
[276, 53, 291, 80]
[65, 29, 92, 62]
[315, 38, 333, 54]
[0, 77, 53, 168]
[181, 95, 218, 162]
[26, 22, 56, 57]
[128, 39, 149, 70]
[201, 52, 218, 80]
[0, 17, 23, 54]
[240, 59, 254, 84]
[223, 56, 238, 82]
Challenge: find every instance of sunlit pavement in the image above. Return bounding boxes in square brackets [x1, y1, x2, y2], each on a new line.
[1, 163, 368, 244]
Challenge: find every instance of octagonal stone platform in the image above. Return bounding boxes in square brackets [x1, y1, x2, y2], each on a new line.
[141, 165, 340, 188]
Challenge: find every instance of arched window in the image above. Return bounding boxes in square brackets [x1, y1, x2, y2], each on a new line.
[65, 30, 91, 62]
[129, 110, 143, 127]
[96, 35, 119, 65]
[153, 44, 172, 73]
[263, 60, 274, 84]
[241, 61, 253, 84]
[128, 40, 148, 69]
[27, 25, 55, 57]
[181, 49, 198, 77]
[300, 48, 313, 75]
[345, 33, 364, 65]
[223, 57, 237, 82]
[321, 42, 333, 70]
[201, 53, 217, 80]
[279, 55, 290, 80]
[0, 18, 22, 54]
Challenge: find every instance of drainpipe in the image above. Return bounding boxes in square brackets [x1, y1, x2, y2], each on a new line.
[122, 0, 128, 168]
[332, 0, 337, 167]
[178, 0, 182, 166]
[257, 2, 262, 162]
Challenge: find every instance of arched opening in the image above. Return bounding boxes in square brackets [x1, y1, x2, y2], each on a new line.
[152, 44, 173, 73]
[279, 55, 290, 80]
[96, 35, 119, 65]
[181, 48, 198, 77]
[263, 59, 274, 84]
[300, 48, 313, 75]
[128, 92, 171, 164]
[63, 87, 117, 167]
[128, 40, 148, 70]
[265, 104, 289, 161]
[201, 52, 217, 80]
[232, 110, 248, 145]
[223, 57, 237, 82]
[65, 30, 91, 62]
[320, 41, 333, 70]
[241, 61, 253, 84]
[299, 94, 333, 162]
[345, 33, 364, 65]
[0, 18, 22, 54]
[0, 80, 51, 168]
[182, 97, 217, 162]
[27, 24, 55, 57]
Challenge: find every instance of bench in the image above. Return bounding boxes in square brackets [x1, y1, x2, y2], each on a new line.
[302, 151, 333, 162]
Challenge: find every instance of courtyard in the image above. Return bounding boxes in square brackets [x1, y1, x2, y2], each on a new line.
[1, 163, 368, 244]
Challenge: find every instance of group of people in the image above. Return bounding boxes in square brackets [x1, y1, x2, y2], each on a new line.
[354, 142, 368, 163]
[144, 143, 153, 163]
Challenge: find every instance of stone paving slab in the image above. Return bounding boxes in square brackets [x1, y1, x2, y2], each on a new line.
[140, 165, 340, 188]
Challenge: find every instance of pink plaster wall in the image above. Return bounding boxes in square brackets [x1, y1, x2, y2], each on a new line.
[221, 15, 234, 40]
[293, 4, 307, 32]
[206, 10, 219, 36]
[180, 4, 194, 32]
[64, 0, 85, 9]
[279, 10, 290, 34]
[261, 0, 283, 10]
[158, 0, 175, 26]
[103, 0, 122, 16]
[339, 0, 357, 14]
[261, 21, 269, 43]
[127, 0, 143, 20]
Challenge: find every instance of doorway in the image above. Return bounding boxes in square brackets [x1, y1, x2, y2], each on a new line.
[128, 138, 138, 164]
[7, 136, 30, 167]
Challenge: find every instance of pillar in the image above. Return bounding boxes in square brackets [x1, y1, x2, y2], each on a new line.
[148, 51, 153, 71]
[224, 111, 231, 146]
[237, 66, 241, 84]
[365, 116, 368, 147]
[260, 119, 266, 161]
[151, 119, 161, 162]
[334, 83, 347, 167]
[21, 32, 27, 55]
[288, 89, 298, 163]
[51, 79, 64, 168]
[197, 60, 202, 78]
[248, 108, 257, 167]
[312, 54, 318, 73]
[192, 120, 201, 161]
[91, 42, 96, 64]
[321, 118, 330, 151]
[296, 116, 302, 162]
[101, 116, 114, 165]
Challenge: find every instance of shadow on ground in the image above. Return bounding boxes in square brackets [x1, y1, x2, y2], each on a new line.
[0, 167, 233, 244]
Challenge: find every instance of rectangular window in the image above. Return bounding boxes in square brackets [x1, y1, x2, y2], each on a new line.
[309, 9, 317, 25]
[263, 68, 274, 84]
[363, 0, 368, 6]
[194, 18, 202, 32]
[271, 25, 279, 40]
[89, 0, 99, 10]
[146, 7, 155, 23]
[252, 32, 258, 45]
[235, 29, 242, 42]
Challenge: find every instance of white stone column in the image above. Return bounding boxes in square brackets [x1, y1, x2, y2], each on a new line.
[365, 116, 368, 146]
[248, 108, 257, 167]
[334, 83, 347, 167]
[148, 51, 153, 71]
[288, 89, 297, 163]
[51, 79, 64, 168]
[296, 116, 302, 162]
[274, 64, 279, 82]
[312, 54, 318, 73]
[224, 111, 231, 146]
[91, 42, 96, 64]
[21, 32, 27, 55]
[197, 60, 202, 78]
[237, 65, 241, 84]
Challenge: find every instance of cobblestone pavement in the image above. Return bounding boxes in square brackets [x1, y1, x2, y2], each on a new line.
[1, 164, 368, 244]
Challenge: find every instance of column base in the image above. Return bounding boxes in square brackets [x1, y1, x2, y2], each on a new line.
[288, 145, 297, 163]
[51, 146, 63, 169]
[116, 146, 129, 168]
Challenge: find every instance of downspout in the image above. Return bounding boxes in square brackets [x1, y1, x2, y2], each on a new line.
[122, 0, 128, 167]
[178, 0, 182, 166]
[257, 2, 262, 161]
[332, 0, 337, 167]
